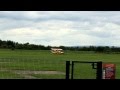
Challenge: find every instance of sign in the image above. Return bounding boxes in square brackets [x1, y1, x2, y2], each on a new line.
[102, 64, 116, 79]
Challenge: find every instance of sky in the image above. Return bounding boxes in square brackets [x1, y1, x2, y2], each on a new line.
[0, 11, 120, 46]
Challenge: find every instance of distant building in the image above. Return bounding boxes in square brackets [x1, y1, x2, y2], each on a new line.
[51, 48, 64, 54]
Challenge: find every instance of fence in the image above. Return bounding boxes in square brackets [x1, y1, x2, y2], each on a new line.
[66, 61, 102, 79]
[66, 61, 120, 79]
[0, 58, 66, 79]
[0, 58, 120, 79]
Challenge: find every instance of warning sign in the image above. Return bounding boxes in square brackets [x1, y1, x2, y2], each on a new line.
[102, 64, 116, 79]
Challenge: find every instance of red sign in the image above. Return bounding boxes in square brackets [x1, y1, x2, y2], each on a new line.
[102, 64, 116, 79]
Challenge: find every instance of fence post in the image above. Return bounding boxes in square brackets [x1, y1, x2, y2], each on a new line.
[66, 61, 70, 79]
[71, 61, 74, 79]
[96, 61, 103, 79]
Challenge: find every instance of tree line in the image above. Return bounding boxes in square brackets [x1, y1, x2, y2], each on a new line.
[0, 39, 120, 53]
[59, 46, 120, 53]
[0, 39, 51, 50]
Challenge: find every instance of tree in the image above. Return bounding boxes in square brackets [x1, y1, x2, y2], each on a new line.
[95, 46, 104, 53]
[104, 46, 111, 54]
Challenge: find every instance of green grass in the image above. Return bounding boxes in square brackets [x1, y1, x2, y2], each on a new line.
[72, 63, 96, 79]
[32, 74, 65, 79]
[0, 71, 24, 79]
[0, 49, 120, 79]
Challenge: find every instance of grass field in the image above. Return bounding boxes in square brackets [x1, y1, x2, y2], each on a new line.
[0, 49, 120, 79]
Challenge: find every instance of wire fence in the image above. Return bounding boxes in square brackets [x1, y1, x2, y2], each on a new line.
[0, 58, 66, 79]
[67, 61, 120, 79]
[0, 58, 120, 79]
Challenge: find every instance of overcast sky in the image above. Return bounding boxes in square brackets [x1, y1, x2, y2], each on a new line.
[0, 11, 120, 46]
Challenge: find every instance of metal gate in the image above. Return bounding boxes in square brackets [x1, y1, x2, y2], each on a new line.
[66, 61, 102, 79]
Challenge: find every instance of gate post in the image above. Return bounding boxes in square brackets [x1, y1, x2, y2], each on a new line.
[71, 61, 74, 79]
[66, 61, 70, 79]
[96, 61, 103, 79]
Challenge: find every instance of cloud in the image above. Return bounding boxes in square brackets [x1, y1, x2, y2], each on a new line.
[0, 11, 120, 46]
